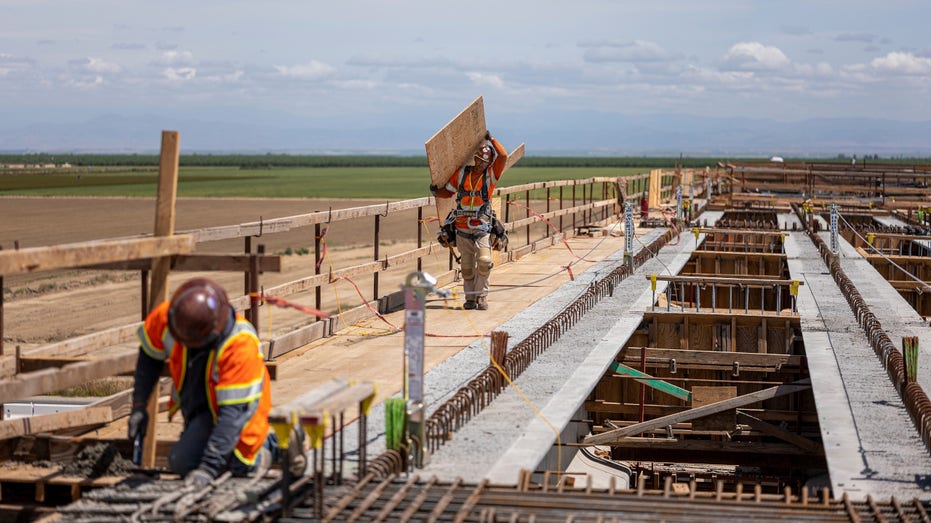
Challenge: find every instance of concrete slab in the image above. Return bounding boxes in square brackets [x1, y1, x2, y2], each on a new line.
[419, 214, 722, 483]
[785, 232, 931, 501]
[832, 232, 931, 399]
[873, 215, 910, 228]
[778, 212, 802, 230]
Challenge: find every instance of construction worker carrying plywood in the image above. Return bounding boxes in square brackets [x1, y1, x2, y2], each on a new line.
[430, 132, 508, 310]
[128, 277, 305, 485]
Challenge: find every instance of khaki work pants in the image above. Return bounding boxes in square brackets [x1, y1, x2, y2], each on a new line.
[456, 231, 492, 303]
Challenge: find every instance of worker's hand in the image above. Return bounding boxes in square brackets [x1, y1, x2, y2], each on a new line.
[127, 407, 148, 441]
[429, 184, 439, 196]
[185, 467, 214, 488]
[485, 130, 492, 141]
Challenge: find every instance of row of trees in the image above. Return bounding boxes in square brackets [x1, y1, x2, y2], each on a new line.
[1, 153, 929, 169]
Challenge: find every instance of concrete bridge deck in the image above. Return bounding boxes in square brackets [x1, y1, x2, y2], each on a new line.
[785, 229, 931, 500]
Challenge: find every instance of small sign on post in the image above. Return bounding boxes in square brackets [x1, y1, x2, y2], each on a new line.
[675, 186, 683, 222]
[624, 202, 634, 268]
[402, 272, 449, 468]
[830, 203, 839, 254]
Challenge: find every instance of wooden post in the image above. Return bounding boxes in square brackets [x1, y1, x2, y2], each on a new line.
[142, 130, 180, 468]
[249, 245, 262, 332]
[490, 331, 508, 370]
[0, 245, 3, 357]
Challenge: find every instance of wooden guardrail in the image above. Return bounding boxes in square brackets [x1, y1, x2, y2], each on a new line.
[0, 172, 684, 409]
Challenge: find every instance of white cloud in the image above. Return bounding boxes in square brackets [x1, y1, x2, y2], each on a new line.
[67, 75, 104, 88]
[202, 70, 244, 83]
[155, 50, 194, 66]
[163, 67, 196, 81]
[871, 52, 931, 75]
[721, 42, 790, 71]
[583, 40, 674, 63]
[795, 62, 834, 78]
[85, 57, 120, 73]
[346, 55, 450, 69]
[466, 72, 504, 88]
[274, 60, 335, 79]
[0, 53, 35, 67]
[333, 79, 378, 90]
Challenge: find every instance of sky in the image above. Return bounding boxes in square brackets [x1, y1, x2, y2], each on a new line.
[2, 0, 931, 155]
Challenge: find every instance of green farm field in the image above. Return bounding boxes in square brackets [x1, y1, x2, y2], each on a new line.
[0, 166, 649, 199]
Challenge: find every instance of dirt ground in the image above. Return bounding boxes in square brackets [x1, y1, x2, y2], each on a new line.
[1, 197, 447, 349]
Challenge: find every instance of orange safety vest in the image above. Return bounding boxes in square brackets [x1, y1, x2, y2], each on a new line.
[438, 137, 508, 231]
[137, 301, 272, 466]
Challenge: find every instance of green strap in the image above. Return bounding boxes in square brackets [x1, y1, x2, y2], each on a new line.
[610, 362, 692, 402]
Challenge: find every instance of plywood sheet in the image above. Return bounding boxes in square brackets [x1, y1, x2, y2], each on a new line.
[426, 96, 486, 187]
[426, 96, 485, 224]
[691, 386, 737, 431]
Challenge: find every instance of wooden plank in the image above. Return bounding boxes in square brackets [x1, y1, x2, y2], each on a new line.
[737, 412, 821, 453]
[598, 437, 818, 456]
[425, 96, 487, 223]
[648, 169, 663, 209]
[84, 253, 282, 273]
[26, 323, 139, 358]
[585, 401, 820, 426]
[691, 386, 736, 431]
[18, 356, 89, 374]
[143, 129, 180, 468]
[268, 320, 328, 359]
[0, 353, 138, 403]
[87, 378, 173, 421]
[182, 198, 431, 243]
[504, 143, 525, 172]
[0, 407, 112, 440]
[610, 363, 691, 401]
[269, 379, 354, 423]
[698, 228, 787, 237]
[261, 245, 436, 300]
[0, 235, 194, 276]
[620, 347, 803, 371]
[297, 382, 377, 425]
[583, 379, 811, 445]
[425, 96, 486, 188]
[649, 275, 802, 287]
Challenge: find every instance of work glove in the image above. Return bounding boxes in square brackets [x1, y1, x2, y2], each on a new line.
[127, 407, 148, 441]
[485, 130, 492, 141]
[429, 184, 439, 196]
[185, 467, 214, 487]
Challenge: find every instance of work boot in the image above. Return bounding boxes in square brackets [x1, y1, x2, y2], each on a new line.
[286, 426, 308, 477]
[475, 297, 488, 310]
[463, 300, 477, 310]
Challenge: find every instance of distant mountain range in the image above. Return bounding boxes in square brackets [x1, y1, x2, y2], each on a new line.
[1, 111, 929, 157]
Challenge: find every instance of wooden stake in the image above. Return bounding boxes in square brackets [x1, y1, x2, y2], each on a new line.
[490, 331, 508, 370]
[142, 130, 180, 468]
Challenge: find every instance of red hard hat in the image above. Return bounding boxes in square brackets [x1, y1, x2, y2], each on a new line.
[167, 278, 231, 349]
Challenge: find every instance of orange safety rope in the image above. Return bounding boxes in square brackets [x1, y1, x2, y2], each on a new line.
[250, 292, 329, 319]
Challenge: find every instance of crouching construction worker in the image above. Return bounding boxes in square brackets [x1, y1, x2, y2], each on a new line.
[128, 277, 305, 486]
[431, 131, 507, 310]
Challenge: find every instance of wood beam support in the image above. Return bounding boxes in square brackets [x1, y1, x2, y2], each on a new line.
[0, 236, 194, 277]
[142, 129, 180, 468]
[584, 380, 811, 445]
[620, 347, 804, 372]
[0, 407, 112, 440]
[0, 353, 137, 403]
